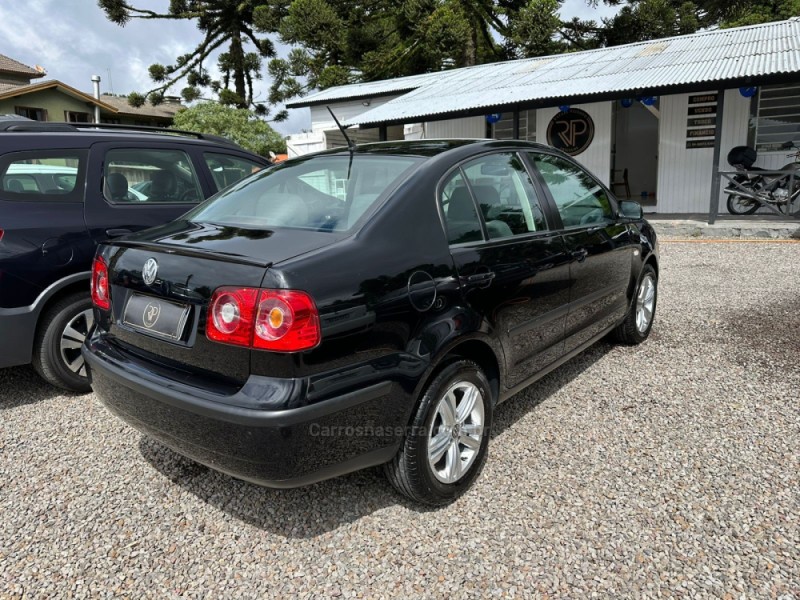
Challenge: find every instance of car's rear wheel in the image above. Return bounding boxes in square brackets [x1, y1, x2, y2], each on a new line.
[385, 360, 492, 505]
[612, 264, 657, 345]
[32, 292, 94, 393]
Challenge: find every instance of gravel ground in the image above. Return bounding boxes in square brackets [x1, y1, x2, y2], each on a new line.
[1, 241, 798, 599]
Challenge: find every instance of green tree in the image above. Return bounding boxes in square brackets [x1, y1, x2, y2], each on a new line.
[599, 0, 798, 45]
[98, 0, 287, 120]
[264, 0, 528, 104]
[171, 102, 286, 155]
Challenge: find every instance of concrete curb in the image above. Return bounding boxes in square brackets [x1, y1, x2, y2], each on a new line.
[651, 220, 800, 240]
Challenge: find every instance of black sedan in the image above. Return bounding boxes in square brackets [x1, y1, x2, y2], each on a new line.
[83, 140, 659, 505]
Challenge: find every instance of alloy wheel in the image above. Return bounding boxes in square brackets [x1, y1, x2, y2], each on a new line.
[59, 308, 94, 377]
[635, 274, 656, 334]
[427, 381, 485, 484]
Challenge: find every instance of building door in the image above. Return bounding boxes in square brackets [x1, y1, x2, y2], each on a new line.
[612, 101, 659, 210]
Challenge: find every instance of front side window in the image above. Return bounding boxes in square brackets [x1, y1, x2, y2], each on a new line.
[103, 148, 203, 204]
[187, 155, 422, 232]
[460, 153, 547, 238]
[204, 152, 264, 192]
[0, 151, 84, 202]
[530, 153, 613, 227]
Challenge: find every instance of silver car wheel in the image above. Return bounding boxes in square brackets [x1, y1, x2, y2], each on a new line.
[427, 381, 485, 484]
[635, 274, 656, 334]
[59, 308, 94, 377]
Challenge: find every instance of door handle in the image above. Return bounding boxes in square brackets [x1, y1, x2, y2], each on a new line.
[106, 228, 132, 239]
[571, 248, 588, 262]
[461, 271, 496, 287]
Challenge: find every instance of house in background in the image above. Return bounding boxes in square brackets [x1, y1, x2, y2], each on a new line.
[0, 53, 183, 126]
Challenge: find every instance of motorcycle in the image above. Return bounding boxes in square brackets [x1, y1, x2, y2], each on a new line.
[724, 141, 800, 215]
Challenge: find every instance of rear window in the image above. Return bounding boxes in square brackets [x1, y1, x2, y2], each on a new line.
[186, 155, 422, 232]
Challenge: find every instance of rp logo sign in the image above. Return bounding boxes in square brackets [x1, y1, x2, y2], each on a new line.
[546, 109, 595, 156]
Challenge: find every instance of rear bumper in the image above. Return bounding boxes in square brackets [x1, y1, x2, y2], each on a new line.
[83, 337, 410, 487]
[0, 306, 36, 368]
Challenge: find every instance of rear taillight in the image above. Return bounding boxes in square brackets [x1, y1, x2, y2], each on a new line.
[206, 287, 259, 347]
[253, 290, 320, 352]
[206, 287, 320, 352]
[91, 256, 111, 310]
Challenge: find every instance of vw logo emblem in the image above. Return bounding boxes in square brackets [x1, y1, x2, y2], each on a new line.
[142, 258, 158, 285]
[142, 302, 161, 329]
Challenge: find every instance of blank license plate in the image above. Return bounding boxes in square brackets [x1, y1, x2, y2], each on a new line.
[123, 293, 190, 341]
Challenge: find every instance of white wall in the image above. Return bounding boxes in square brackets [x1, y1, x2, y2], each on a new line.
[716, 88, 752, 212]
[286, 131, 326, 158]
[657, 92, 717, 213]
[536, 102, 613, 186]
[309, 96, 400, 132]
[423, 116, 486, 138]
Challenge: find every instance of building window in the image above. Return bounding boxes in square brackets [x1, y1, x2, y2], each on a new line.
[15, 106, 47, 121]
[755, 84, 800, 152]
[101, 118, 121, 124]
[65, 111, 92, 123]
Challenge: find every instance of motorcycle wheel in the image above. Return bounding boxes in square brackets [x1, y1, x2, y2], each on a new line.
[726, 192, 759, 215]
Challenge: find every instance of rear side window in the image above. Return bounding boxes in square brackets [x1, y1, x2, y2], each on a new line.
[439, 170, 483, 245]
[204, 152, 264, 192]
[103, 148, 203, 204]
[186, 155, 422, 232]
[0, 151, 86, 202]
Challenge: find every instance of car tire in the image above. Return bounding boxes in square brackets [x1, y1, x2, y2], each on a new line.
[385, 359, 493, 505]
[612, 264, 657, 345]
[32, 292, 94, 393]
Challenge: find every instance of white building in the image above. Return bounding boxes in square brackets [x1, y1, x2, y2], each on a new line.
[286, 18, 800, 216]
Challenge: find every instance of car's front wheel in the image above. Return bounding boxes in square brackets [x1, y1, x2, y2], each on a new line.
[32, 292, 94, 393]
[385, 360, 493, 505]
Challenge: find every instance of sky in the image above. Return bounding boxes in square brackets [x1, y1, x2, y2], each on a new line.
[0, 0, 621, 136]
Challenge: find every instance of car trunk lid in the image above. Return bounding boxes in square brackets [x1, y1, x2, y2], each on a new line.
[100, 220, 339, 384]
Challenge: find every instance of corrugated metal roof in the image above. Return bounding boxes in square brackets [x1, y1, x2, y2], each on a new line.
[285, 71, 444, 107]
[306, 18, 800, 126]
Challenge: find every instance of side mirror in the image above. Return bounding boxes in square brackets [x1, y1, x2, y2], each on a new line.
[780, 140, 794, 150]
[619, 200, 643, 220]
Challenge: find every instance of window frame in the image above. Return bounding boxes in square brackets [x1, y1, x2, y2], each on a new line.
[0, 149, 88, 203]
[754, 83, 800, 153]
[14, 105, 47, 121]
[102, 146, 205, 206]
[436, 149, 558, 248]
[525, 150, 620, 232]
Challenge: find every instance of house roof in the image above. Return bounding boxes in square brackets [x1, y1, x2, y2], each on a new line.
[99, 94, 184, 119]
[0, 54, 44, 78]
[0, 80, 118, 111]
[288, 18, 800, 126]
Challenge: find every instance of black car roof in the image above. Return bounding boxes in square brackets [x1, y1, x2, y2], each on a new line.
[0, 120, 256, 154]
[308, 138, 556, 159]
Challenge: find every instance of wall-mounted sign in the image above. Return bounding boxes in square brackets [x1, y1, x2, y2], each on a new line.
[546, 108, 595, 156]
[685, 93, 718, 149]
[689, 106, 716, 115]
[688, 93, 718, 105]
[687, 117, 717, 127]
[687, 140, 716, 149]
[486, 113, 502, 124]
